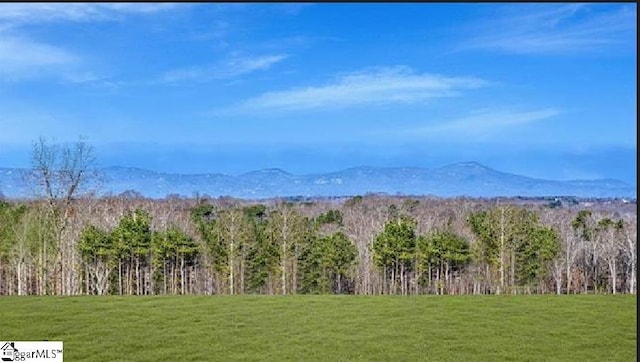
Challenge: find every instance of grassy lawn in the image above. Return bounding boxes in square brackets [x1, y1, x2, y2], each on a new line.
[0, 295, 636, 361]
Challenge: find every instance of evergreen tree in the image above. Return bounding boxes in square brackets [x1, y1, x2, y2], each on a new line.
[111, 208, 152, 295]
[417, 231, 470, 294]
[78, 225, 112, 295]
[515, 226, 560, 289]
[372, 215, 417, 295]
[469, 206, 561, 294]
[300, 232, 357, 294]
[244, 205, 279, 294]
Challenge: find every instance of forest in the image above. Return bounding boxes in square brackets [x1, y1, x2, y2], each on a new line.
[0, 139, 636, 296]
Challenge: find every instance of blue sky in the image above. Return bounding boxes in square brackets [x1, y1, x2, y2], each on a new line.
[0, 3, 636, 184]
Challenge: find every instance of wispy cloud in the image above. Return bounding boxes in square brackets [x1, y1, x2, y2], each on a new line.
[0, 35, 78, 80]
[0, 3, 180, 82]
[382, 108, 560, 141]
[0, 3, 180, 25]
[225, 66, 488, 114]
[429, 108, 559, 134]
[269, 3, 314, 16]
[160, 54, 289, 84]
[463, 4, 636, 54]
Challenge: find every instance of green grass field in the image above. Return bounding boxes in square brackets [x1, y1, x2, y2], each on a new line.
[0, 295, 636, 361]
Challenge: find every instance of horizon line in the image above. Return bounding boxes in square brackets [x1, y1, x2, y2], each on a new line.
[0, 161, 634, 185]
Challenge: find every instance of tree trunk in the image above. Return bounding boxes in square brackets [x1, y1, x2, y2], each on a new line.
[609, 260, 617, 294]
[281, 213, 288, 295]
[181, 255, 185, 295]
[630, 258, 636, 294]
[118, 261, 122, 295]
[163, 262, 167, 295]
[16, 261, 24, 296]
[499, 206, 505, 295]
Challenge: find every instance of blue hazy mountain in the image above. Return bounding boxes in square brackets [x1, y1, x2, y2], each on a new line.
[0, 162, 635, 200]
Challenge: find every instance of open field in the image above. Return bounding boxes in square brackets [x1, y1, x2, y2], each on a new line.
[0, 295, 636, 361]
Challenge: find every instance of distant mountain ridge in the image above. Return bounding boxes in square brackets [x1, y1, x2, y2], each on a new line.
[0, 162, 635, 199]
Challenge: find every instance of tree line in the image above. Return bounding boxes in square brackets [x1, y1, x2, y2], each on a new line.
[0, 139, 636, 295]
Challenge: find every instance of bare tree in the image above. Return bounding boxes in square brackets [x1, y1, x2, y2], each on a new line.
[27, 137, 99, 295]
[616, 216, 637, 294]
[1, 191, 636, 296]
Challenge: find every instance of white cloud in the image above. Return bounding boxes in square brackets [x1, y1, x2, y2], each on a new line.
[0, 3, 180, 82]
[270, 3, 314, 16]
[0, 3, 180, 25]
[0, 36, 78, 80]
[160, 54, 288, 83]
[463, 4, 636, 54]
[0, 36, 119, 85]
[430, 108, 559, 133]
[227, 66, 488, 113]
[389, 108, 560, 141]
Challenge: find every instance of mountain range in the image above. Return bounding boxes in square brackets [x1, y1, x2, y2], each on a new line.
[0, 162, 635, 200]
